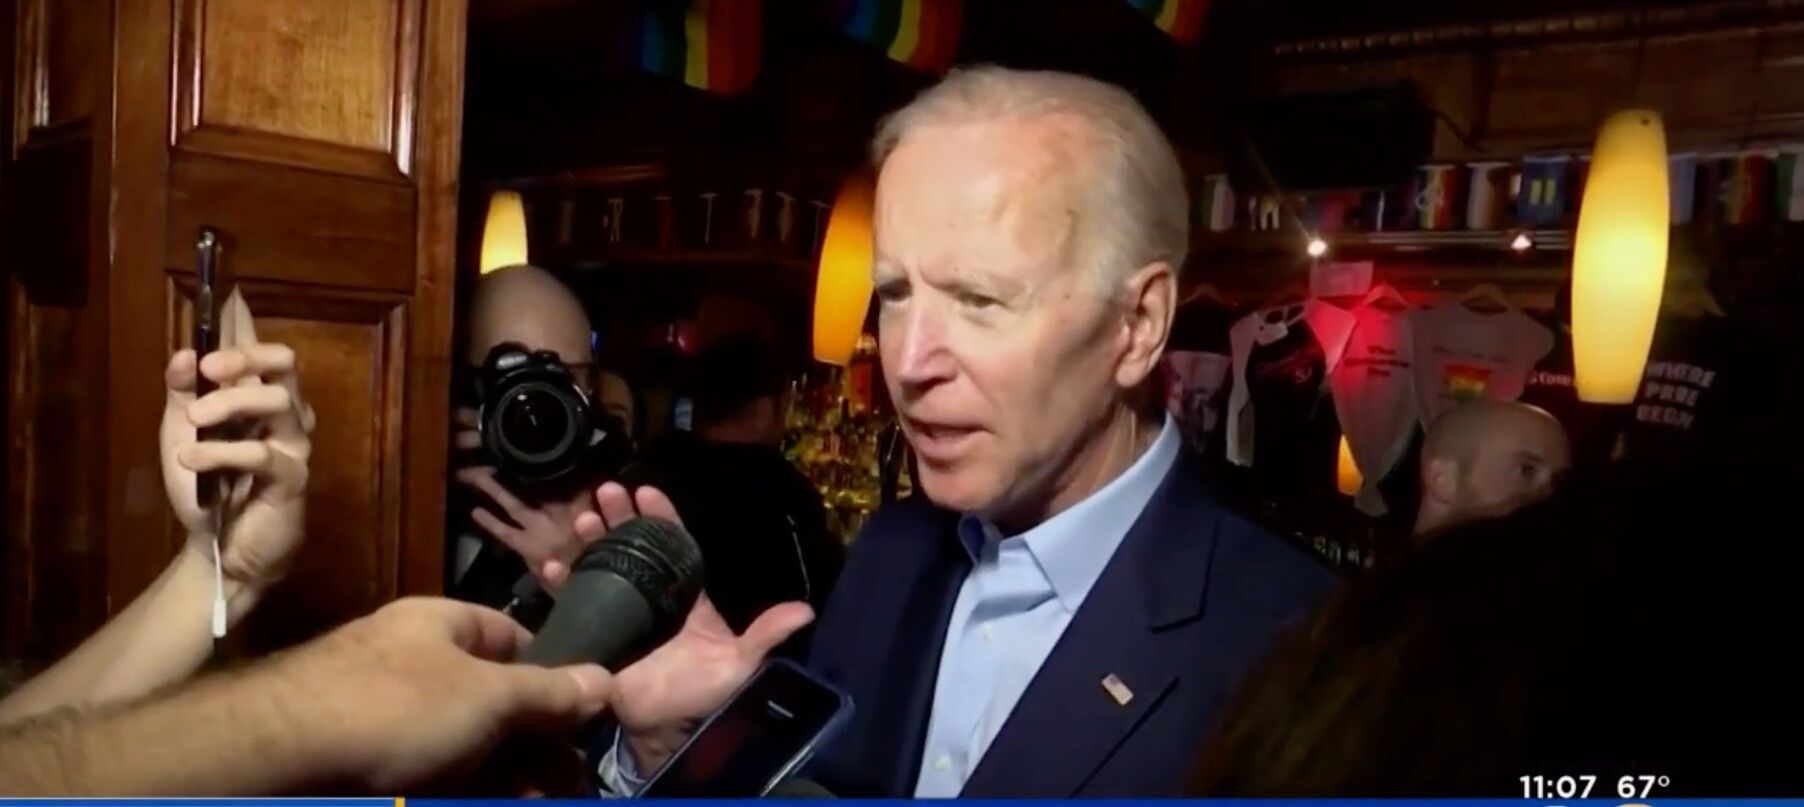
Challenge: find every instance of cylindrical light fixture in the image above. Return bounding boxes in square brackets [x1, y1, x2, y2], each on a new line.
[479, 189, 529, 274]
[1571, 110, 1670, 403]
[812, 175, 876, 366]
[1335, 434, 1362, 497]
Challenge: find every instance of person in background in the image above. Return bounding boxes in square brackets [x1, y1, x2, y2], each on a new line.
[0, 293, 312, 726]
[1189, 465, 1804, 796]
[587, 66, 1335, 798]
[450, 265, 613, 604]
[626, 334, 841, 660]
[1414, 400, 1570, 541]
[595, 367, 639, 443]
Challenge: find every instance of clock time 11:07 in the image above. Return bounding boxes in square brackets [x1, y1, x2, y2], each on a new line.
[1520, 774, 1672, 799]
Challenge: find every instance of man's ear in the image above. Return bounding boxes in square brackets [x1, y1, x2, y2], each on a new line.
[1425, 456, 1461, 506]
[1115, 260, 1177, 390]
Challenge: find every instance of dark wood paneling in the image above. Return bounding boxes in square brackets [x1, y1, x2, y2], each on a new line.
[166, 153, 416, 292]
[10, 0, 101, 151]
[174, 0, 421, 179]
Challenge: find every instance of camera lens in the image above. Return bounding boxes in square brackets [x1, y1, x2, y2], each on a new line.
[497, 386, 573, 458]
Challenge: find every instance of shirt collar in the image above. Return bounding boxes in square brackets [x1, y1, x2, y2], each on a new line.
[955, 416, 1182, 612]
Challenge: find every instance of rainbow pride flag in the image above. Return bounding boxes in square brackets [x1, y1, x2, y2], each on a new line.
[829, 0, 963, 74]
[636, 0, 764, 94]
[1125, 0, 1210, 45]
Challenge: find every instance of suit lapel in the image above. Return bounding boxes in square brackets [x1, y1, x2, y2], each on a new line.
[960, 454, 1220, 797]
[864, 511, 969, 797]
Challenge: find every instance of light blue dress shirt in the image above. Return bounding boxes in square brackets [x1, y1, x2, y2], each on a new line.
[912, 416, 1181, 798]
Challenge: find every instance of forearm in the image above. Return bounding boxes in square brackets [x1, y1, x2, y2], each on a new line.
[0, 662, 326, 796]
[0, 539, 255, 725]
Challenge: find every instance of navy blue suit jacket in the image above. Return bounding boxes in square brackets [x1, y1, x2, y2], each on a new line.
[805, 452, 1337, 797]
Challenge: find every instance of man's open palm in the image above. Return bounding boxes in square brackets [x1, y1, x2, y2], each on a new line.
[575, 482, 814, 771]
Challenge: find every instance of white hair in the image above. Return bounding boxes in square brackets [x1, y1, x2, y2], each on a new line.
[871, 66, 1190, 293]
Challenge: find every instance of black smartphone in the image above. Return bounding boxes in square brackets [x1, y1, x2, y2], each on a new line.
[638, 659, 853, 798]
[193, 227, 226, 510]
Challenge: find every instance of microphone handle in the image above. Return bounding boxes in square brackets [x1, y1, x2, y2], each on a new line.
[517, 570, 657, 669]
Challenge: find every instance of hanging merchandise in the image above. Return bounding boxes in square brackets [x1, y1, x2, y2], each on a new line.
[1163, 294, 1239, 456]
[1410, 287, 1555, 426]
[1123, 0, 1210, 45]
[1774, 145, 1804, 222]
[831, 0, 964, 74]
[1225, 298, 1355, 470]
[1329, 284, 1419, 517]
[635, 0, 764, 94]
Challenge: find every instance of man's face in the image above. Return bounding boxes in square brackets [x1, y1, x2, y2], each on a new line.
[1457, 418, 1572, 516]
[873, 119, 1133, 518]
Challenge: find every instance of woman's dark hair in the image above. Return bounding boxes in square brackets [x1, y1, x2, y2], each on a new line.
[1189, 464, 1804, 797]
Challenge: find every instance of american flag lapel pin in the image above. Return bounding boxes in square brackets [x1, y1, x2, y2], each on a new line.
[1101, 673, 1134, 706]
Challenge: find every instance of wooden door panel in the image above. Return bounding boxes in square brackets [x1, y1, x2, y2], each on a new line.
[169, 279, 409, 649]
[174, 0, 420, 179]
[166, 154, 416, 292]
[4, 284, 108, 660]
[11, 0, 102, 150]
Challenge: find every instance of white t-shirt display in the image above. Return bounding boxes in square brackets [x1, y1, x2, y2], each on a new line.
[1328, 286, 1419, 516]
[1410, 299, 1555, 426]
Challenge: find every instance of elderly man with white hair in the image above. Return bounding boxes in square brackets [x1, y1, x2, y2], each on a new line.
[585, 66, 1336, 798]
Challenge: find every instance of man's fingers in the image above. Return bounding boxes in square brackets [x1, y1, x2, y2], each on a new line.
[633, 485, 686, 528]
[470, 507, 518, 542]
[383, 597, 534, 661]
[460, 469, 532, 523]
[200, 343, 311, 439]
[454, 429, 482, 451]
[199, 343, 296, 386]
[736, 601, 816, 661]
[494, 663, 613, 729]
[166, 350, 198, 400]
[572, 511, 607, 542]
[593, 482, 637, 532]
[177, 441, 306, 494]
[455, 407, 480, 429]
[188, 384, 294, 428]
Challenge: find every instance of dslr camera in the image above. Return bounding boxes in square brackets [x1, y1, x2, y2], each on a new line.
[470, 342, 634, 495]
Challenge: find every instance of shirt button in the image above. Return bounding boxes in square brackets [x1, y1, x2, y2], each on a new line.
[979, 624, 995, 642]
[934, 754, 952, 771]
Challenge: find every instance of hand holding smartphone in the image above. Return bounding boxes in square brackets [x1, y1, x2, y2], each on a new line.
[638, 659, 853, 798]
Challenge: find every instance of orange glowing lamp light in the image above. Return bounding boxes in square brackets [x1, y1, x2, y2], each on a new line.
[1336, 435, 1362, 497]
[1571, 110, 1670, 403]
[812, 176, 877, 366]
[479, 190, 529, 274]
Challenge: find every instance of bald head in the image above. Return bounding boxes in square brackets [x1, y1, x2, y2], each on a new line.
[467, 265, 592, 367]
[1416, 400, 1571, 538]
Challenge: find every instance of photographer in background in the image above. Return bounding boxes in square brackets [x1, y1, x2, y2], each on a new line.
[0, 292, 312, 726]
[450, 266, 632, 607]
[629, 334, 842, 660]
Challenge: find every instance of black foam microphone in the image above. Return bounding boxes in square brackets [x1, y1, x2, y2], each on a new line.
[518, 517, 705, 670]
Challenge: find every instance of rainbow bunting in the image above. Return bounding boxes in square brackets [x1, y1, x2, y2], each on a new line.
[1126, 0, 1209, 45]
[831, 0, 962, 74]
[636, 0, 763, 94]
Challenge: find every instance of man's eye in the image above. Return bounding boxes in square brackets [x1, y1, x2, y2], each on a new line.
[959, 292, 1001, 310]
[875, 281, 908, 304]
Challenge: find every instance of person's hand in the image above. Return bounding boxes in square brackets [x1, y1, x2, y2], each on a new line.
[575, 482, 814, 774]
[454, 463, 595, 591]
[269, 597, 612, 793]
[161, 292, 313, 607]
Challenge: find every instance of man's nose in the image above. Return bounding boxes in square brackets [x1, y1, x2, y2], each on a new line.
[886, 306, 954, 393]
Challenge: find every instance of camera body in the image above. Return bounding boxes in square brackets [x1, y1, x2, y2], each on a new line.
[472, 342, 633, 490]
